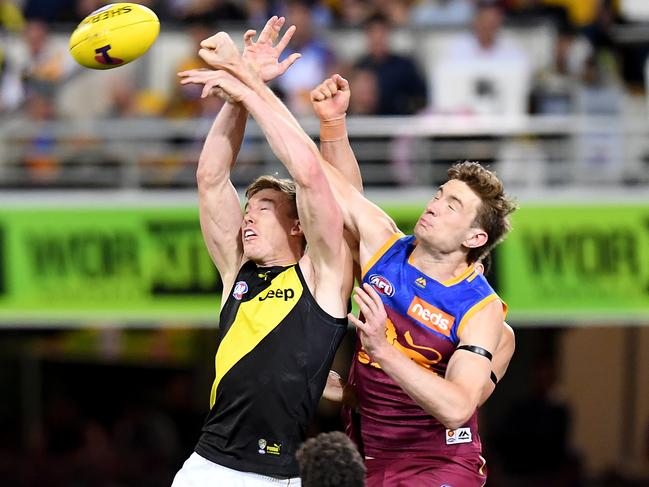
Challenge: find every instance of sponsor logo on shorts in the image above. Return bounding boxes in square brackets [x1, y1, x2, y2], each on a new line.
[232, 281, 248, 300]
[446, 427, 472, 445]
[407, 296, 454, 337]
[368, 274, 395, 296]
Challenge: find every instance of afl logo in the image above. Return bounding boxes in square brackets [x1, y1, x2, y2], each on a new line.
[368, 274, 395, 296]
[232, 281, 248, 300]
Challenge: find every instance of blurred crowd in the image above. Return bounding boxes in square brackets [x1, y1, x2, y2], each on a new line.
[1, 0, 648, 188]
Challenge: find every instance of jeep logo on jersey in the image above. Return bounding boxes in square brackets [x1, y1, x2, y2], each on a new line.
[259, 288, 295, 301]
[368, 274, 395, 296]
[407, 296, 455, 337]
[232, 281, 248, 300]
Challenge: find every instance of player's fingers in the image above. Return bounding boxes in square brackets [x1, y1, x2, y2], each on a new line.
[328, 370, 342, 383]
[276, 24, 296, 52]
[319, 84, 333, 99]
[310, 89, 325, 102]
[177, 69, 202, 78]
[278, 53, 301, 73]
[355, 286, 376, 310]
[353, 292, 373, 319]
[180, 74, 205, 85]
[201, 85, 211, 98]
[363, 283, 384, 309]
[333, 74, 350, 92]
[257, 15, 278, 44]
[243, 29, 256, 46]
[324, 78, 338, 95]
[347, 313, 369, 333]
[272, 16, 286, 41]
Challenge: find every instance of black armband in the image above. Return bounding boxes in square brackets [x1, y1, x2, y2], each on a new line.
[490, 371, 498, 385]
[456, 344, 493, 361]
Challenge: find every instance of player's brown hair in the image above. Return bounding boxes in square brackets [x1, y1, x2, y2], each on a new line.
[448, 161, 517, 263]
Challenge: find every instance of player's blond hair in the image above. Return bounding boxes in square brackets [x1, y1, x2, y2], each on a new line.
[448, 161, 517, 263]
[245, 175, 298, 218]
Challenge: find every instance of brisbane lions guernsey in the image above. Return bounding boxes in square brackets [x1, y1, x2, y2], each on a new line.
[195, 261, 347, 477]
[351, 233, 506, 459]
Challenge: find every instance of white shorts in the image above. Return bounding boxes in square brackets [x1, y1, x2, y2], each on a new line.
[171, 452, 302, 487]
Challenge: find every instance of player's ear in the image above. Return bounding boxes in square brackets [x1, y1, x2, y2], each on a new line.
[290, 219, 303, 237]
[464, 228, 487, 249]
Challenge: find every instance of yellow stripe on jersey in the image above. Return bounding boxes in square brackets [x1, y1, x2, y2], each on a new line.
[361, 232, 404, 278]
[467, 270, 479, 283]
[440, 264, 476, 287]
[479, 455, 487, 476]
[456, 294, 505, 338]
[210, 267, 304, 407]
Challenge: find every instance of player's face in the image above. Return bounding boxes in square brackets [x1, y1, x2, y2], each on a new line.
[414, 179, 483, 253]
[242, 189, 298, 263]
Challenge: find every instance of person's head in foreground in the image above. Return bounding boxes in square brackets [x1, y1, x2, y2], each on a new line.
[296, 431, 366, 487]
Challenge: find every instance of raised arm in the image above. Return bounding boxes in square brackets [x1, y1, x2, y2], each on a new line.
[194, 33, 398, 271]
[190, 62, 348, 315]
[310, 75, 362, 192]
[178, 17, 301, 297]
[193, 101, 247, 295]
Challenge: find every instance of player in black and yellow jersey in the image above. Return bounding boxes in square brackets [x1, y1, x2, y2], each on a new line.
[172, 17, 354, 486]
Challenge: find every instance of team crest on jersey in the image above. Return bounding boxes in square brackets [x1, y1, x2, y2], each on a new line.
[258, 438, 267, 454]
[369, 274, 395, 297]
[232, 281, 248, 300]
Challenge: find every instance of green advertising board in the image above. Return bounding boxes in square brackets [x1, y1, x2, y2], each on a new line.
[1, 204, 647, 324]
[497, 205, 649, 322]
[0, 207, 220, 323]
[0, 204, 420, 325]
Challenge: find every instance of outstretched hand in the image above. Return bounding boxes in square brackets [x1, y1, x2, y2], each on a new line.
[310, 74, 350, 121]
[347, 283, 389, 357]
[177, 69, 250, 104]
[196, 17, 300, 86]
[242, 15, 301, 82]
[198, 31, 242, 73]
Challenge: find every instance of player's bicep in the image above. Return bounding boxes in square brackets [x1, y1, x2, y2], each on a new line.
[492, 322, 515, 381]
[198, 180, 244, 285]
[295, 167, 344, 270]
[446, 300, 504, 403]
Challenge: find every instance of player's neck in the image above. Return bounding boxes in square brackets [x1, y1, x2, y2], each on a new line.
[255, 248, 302, 268]
[409, 245, 471, 282]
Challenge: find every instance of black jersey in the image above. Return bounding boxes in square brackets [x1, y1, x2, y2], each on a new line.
[195, 261, 347, 477]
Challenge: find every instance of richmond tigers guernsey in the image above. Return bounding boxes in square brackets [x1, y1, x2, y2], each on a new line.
[348, 233, 506, 460]
[195, 261, 347, 477]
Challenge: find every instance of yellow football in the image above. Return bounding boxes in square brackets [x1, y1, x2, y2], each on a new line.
[69, 3, 160, 70]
